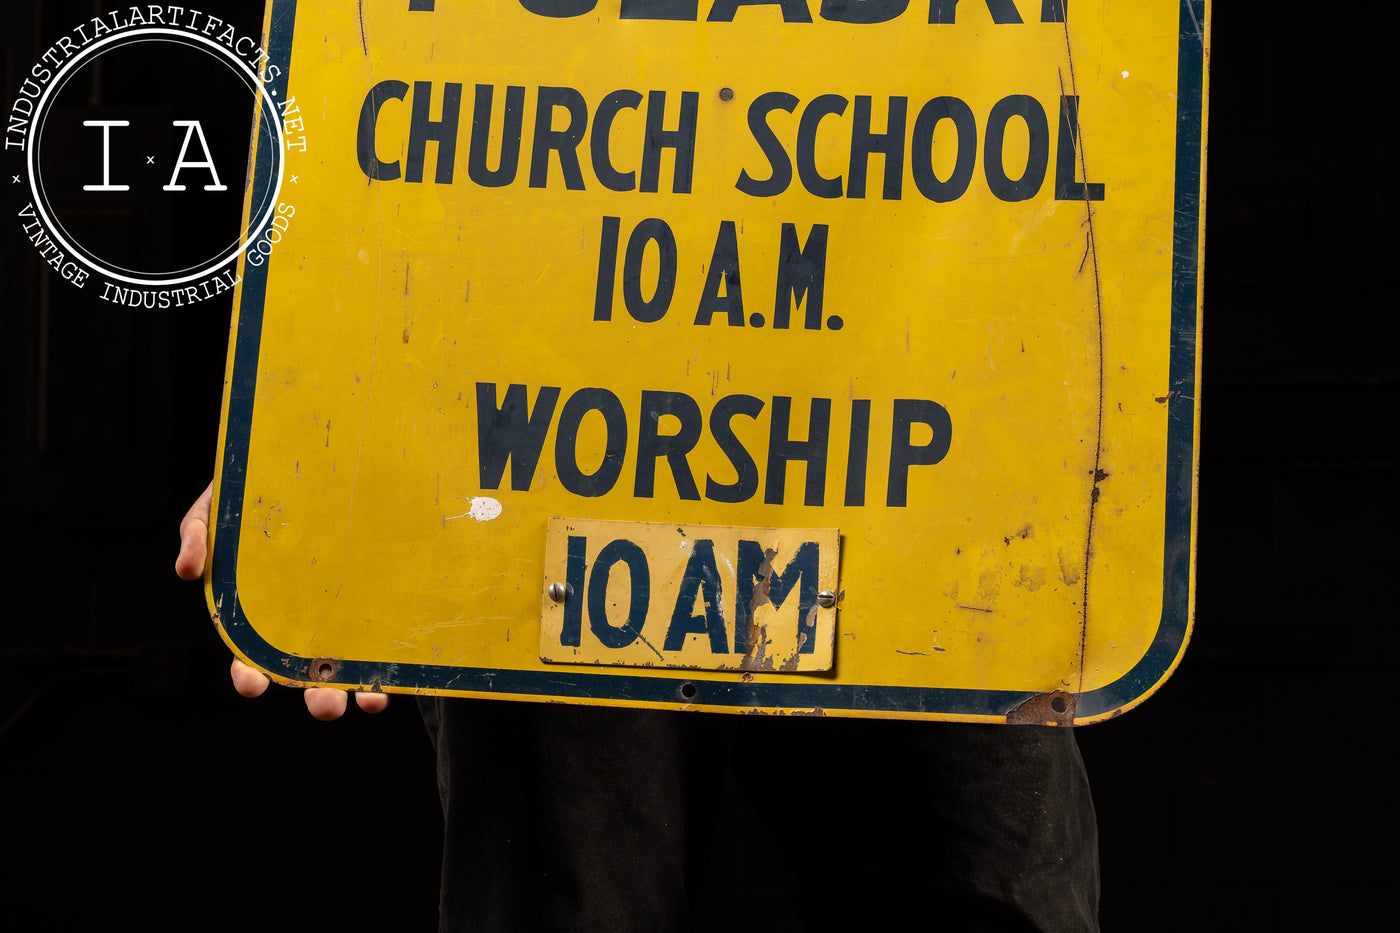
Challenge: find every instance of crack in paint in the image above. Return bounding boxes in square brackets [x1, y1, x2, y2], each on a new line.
[1058, 19, 1106, 706]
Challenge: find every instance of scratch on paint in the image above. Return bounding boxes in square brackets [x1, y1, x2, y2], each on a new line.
[1184, 0, 1204, 41]
[1058, 18, 1107, 704]
[355, 0, 368, 55]
[260, 501, 284, 538]
[632, 631, 665, 662]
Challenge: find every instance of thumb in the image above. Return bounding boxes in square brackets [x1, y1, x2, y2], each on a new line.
[175, 481, 214, 580]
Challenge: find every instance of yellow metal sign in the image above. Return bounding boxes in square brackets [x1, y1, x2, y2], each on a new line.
[209, 0, 1208, 723]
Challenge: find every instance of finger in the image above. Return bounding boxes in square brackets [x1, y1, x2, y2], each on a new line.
[175, 481, 215, 581]
[354, 691, 390, 714]
[305, 687, 349, 721]
[230, 658, 270, 698]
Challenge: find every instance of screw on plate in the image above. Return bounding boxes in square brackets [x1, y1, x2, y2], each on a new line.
[817, 590, 837, 608]
[547, 581, 568, 602]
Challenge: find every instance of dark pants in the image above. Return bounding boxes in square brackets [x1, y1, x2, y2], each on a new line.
[419, 699, 1099, 932]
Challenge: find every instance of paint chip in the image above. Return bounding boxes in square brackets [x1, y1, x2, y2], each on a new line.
[469, 497, 502, 522]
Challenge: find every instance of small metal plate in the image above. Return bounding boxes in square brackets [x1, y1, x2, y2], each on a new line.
[541, 519, 839, 672]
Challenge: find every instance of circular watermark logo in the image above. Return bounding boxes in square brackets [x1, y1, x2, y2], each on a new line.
[7, 9, 294, 308]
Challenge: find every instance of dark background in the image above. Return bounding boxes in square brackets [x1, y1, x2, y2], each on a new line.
[3, 2, 1393, 929]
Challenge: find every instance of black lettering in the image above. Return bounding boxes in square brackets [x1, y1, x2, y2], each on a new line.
[848, 95, 907, 201]
[592, 216, 622, 321]
[529, 86, 589, 190]
[708, 0, 813, 22]
[592, 89, 643, 192]
[735, 92, 797, 197]
[622, 218, 678, 323]
[519, 0, 598, 16]
[796, 94, 847, 199]
[928, 0, 1023, 24]
[765, 396, 831, 507]
[587, 539, 650, 649]
[983, 94, 1049, 202]
[641, 90, 699, 194]
[356, 79, 408, 181]
[406, 81, 462, 184]
[555, 388, 628, 497]
[886, 398, 952, 507]
[467, 84, 525, 187]
[706, 395, 765, 504]
[734, 540, 820, 654]
[1054, 94, 1104, 201]
[621, 0, 700, 18]
[561, 535, 587, 646]
[476, 383, 561, 491]
[819, 0, 909, 24]
[910, 96, 976, 203]
[695, 220, 744, 326]
[634, 390, 703, 500]
[664, 540, 728, 652]
[843, 399, 872, 506]
[773, 223, 828, 330]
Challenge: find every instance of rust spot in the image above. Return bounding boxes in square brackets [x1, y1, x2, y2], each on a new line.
[791, 707, 827, 717]
[1154, 391, 1176, 404]
[1006, 690, 1077, 726]
[779, 629, 809, 672]
[742, 546, 779, 669]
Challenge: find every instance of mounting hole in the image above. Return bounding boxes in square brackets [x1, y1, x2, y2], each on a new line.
[311, 658, 339, 683]
[1050, 695, 1068, 713]
[680, 683, 697, 700]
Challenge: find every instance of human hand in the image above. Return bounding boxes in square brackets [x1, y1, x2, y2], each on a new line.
[176, 480, 389, 720]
